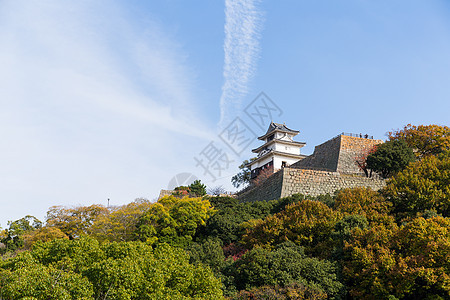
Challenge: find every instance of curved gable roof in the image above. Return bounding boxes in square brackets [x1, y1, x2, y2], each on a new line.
[258, 121, 299, 140]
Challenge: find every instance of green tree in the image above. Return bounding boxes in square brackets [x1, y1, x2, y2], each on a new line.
[224, 242, 344, 298]
[189, 180, 207, 197]
[0, 252, 94, 299]
[231, 159, 255, 188]
[188, 238, 226, 276]
[231, 283, 327, 300]
[195, 196, 278, 245]
[0, 215, 42, 254]
[87, 242, 222, 299]
[366, 139, 415, 178]
[1, 236, 224, 299]
[135, 195, 214, 247]
[331, 214, 369, 262]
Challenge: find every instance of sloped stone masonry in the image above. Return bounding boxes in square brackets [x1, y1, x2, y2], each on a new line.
[237, 169, 284, 202]
[237, 134, 386, 202]
[292, 135, 341, 171]
[337, 135, 383, 174]
[238, 167, 385, 202]
[280, 168, 385, 197]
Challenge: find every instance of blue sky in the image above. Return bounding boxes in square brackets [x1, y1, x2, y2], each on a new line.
[1, 0, 449, 226]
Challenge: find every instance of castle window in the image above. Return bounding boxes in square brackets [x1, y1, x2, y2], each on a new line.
[281, 161, 287, 168]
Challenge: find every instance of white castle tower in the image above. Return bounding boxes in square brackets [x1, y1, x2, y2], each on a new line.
[248, 122, 306, 179]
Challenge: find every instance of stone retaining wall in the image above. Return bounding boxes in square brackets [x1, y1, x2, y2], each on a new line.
[158, 189, 174, 200]
[280, 167, 386, 198]
[292, 135, 340, 171]
[237, 167, 386, 202]
[237, 169, 284, 202]
[237, 134, 386, 202]
[291, 135, 383, 175]
[337, 135, 383, 174]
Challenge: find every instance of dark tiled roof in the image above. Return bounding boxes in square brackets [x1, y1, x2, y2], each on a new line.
[265, 121, 299, 135]
[258, 122, 299, 140]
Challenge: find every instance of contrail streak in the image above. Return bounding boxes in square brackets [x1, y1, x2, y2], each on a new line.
[219, 0, 264, 128]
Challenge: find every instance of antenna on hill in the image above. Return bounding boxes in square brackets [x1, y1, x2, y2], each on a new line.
[107, 198, 110, 208]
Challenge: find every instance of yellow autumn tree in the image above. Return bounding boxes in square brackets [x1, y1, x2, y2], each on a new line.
[46, 204, 108, 239]
[383, 153, 450, 218]
[22, 226, 68, 249]
[242, 199, 341, 257]
[388, 124, 450, 158]
[91, 198, 153, 242]
[343, 216, 450, 299]
[334, 187, 393, 225]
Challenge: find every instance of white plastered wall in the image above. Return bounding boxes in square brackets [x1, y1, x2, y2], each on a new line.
[273, 156, 302, 171]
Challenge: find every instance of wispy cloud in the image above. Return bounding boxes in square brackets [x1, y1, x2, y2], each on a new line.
[0, 0, 213, 225]
[219, 0, 264, 128]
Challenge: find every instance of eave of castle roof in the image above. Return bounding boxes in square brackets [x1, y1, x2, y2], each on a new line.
[258, 121, 299, 140]
[252, 139, 306, 153]
[247, 150, 307, 167]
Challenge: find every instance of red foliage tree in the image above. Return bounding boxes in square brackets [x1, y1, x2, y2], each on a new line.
[252, 165, 274, 186]
[355, 145, 377, 177]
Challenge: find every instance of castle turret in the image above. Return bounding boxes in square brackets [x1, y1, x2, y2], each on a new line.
[248, 122, 306, 179]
